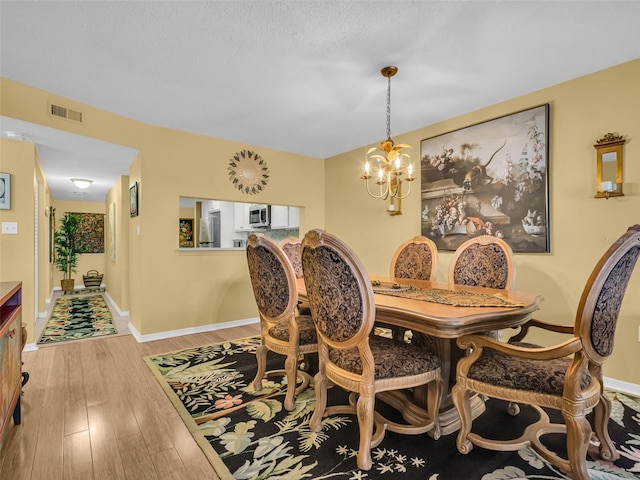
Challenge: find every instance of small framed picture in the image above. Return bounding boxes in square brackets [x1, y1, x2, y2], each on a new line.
[129, 182, 139, 217]
[0, 172, 10, 210]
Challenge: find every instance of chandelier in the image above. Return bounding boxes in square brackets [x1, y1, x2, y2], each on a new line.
[361, 66, 414, 215]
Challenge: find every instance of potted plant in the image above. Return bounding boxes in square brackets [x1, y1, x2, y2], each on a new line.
[54, 212, 80, 292]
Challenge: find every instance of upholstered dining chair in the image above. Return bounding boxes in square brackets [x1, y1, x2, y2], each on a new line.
[448, 235, 515, 290]
[451, 225, 640, 480]
[390, 235, 438, 281]
[278, 236, 304, 279]
[301, 229, 443, 471]
[278, 236, 311, 316]
[448, 234, 515, 347]
[246, 233, 317, 411]
[384, 235, 439, 341]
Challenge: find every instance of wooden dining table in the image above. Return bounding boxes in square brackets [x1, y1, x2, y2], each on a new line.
[296, 275, 544, 435]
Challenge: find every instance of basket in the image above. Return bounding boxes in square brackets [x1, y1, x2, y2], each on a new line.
[82, 270, 103, 288]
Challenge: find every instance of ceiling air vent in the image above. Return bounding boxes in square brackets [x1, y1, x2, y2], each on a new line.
[49, 103, 83, 124]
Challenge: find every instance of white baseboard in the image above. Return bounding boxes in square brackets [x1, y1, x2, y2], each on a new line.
[103, 291, 129, 318]
[129, 317, 259, 343]
[23, 342, 39, 352]
[603, 377, 640, 397]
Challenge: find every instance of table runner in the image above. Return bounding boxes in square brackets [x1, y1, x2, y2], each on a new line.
[371, 281, 524, 307]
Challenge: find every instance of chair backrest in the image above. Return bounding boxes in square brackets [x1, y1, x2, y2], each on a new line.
[448, 235, 515, 289]
[390, 235, 438, 280]
[246, 233, 298, 324]
[278, 236, 304, 279]
[575, 225, 640, 365]
[301, 229, 376, 351]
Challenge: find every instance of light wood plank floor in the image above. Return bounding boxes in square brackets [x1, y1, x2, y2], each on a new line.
[1, 322, 260, 480]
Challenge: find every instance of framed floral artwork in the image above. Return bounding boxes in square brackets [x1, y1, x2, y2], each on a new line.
[179, 218, 194, 248]
[420, 104, 549, 252]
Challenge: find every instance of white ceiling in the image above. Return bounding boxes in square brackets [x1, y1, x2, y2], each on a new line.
[1, 1, 639, 202]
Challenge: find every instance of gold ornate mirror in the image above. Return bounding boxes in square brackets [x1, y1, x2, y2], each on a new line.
[594, 133, 625, 199]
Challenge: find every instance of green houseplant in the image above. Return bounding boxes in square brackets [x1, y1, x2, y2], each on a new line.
[54, 212, 80, 292]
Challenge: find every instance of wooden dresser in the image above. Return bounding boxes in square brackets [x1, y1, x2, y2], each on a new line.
[0, 281, 22, 451]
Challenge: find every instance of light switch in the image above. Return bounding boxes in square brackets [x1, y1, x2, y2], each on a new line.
[2, 222, 18, 234]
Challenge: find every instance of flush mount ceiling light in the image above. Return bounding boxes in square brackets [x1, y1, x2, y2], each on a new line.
[70, 178, 93, 189]
[361, 66, 414, 216]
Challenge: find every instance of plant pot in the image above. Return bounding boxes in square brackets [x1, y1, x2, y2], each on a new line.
[61, 278, 75, 293]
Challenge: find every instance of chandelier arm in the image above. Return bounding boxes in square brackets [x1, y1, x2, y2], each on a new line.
[394, 180, 412, 200]
[364, 177, 390, 199]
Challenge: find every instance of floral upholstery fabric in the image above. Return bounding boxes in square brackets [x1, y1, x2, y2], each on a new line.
[591, 246, 640, 357]
[329, 335, 440, 379]
[467, 342, 591, 395]
[281, 242, 304, 279]
[268, 314, 317, 344]
[302, 245, 364, 342]
[246, 245, 290, 318]
[393, 243, 434, 280]
[452, 243, 509, 289]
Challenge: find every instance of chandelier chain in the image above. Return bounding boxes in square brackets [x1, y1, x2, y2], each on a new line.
[386, 74, 391, 140]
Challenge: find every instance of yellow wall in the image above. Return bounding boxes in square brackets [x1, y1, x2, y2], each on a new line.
[105, 175, 131, 313]
[325, 58, 640, 384]
[0, 139, 39, 344]
[0, 77, 325, 340]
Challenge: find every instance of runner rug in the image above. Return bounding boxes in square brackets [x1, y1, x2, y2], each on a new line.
[145, 337, 640, 480]
[38, 294, 117, 344]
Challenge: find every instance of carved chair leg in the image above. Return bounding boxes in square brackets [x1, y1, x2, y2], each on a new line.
[563, 411, 592, 480]
[310, 371, 327, 432]
[593, 393, 619, 462]
[252, 344, 268, 391]
[451, 383, 474, 454]
[356, 392, 375, 471]
[284, 354, 298, 411]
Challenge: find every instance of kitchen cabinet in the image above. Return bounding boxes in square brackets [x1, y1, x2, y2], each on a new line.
[270, 206, 300, 229]
[0, 281, 22, 451]
[270, 205, 289, 229]
[234, 203, 251, 231]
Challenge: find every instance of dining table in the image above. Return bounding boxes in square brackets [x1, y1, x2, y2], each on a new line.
[296, 275, 544, 435]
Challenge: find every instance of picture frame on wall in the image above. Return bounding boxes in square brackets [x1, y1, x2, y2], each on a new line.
[0, 172, 11, 210]
[109, 202, 116, 261]
[129, 182, 139, 217]
[420, 104, 549, 253]
[179, 218, 194, 248]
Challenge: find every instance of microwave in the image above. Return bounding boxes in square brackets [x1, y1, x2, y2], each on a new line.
[249, 204, 270, 228]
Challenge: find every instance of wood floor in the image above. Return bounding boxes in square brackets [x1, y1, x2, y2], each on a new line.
[0, 323, 260, 480]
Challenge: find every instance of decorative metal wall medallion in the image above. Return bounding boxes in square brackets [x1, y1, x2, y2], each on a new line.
[228, 150, 269, 195]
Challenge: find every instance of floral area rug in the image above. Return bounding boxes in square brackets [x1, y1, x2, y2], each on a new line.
[37, 294, 117, 344]
[145, 337, 640, 480]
